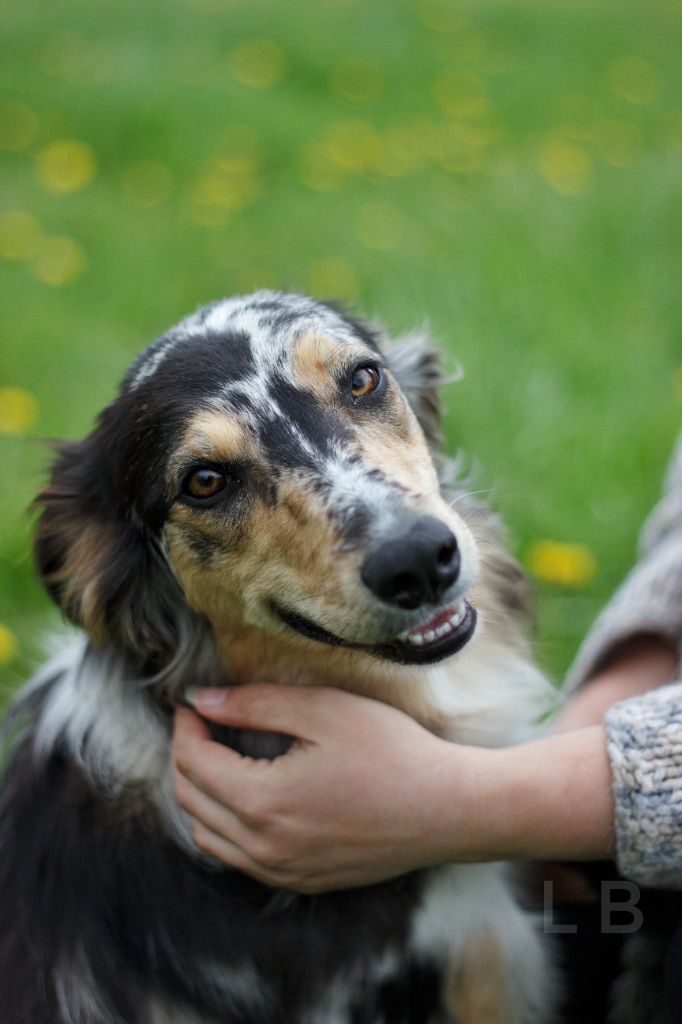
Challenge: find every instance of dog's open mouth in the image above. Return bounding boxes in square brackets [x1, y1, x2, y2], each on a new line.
[273, 598, 477, 666]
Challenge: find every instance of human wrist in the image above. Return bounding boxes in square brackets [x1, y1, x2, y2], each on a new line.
[496, 727, 614, 861]
[431, 728, 614, 864]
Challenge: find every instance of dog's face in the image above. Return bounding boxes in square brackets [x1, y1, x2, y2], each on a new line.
[36, 292, 480, 679]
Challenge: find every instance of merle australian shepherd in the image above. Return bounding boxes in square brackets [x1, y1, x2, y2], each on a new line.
[0, 292, 556, 1023]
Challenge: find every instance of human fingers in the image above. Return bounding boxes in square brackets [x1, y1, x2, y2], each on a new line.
[186, 682, 350, 740]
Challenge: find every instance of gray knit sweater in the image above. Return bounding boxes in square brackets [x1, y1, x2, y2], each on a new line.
[566, 435, 682, 888]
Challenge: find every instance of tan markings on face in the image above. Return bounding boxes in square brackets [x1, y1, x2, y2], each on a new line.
[170, 409, 251, 478]
[446, 930, 514, 1024]
[289, 332, 346, 403]
[165, 469, 351, 645]
[351, 385, 440, 496]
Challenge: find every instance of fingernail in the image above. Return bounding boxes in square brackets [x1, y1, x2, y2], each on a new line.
[185, 687, 229, 707]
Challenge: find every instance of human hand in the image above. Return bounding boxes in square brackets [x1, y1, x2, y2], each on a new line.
[172, 684, 471, 893]
[173, 684, 613, 893]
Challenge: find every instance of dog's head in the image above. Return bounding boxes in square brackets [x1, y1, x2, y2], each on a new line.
[35, 292, 481, 686]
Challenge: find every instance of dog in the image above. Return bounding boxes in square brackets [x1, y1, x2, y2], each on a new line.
[0, 291, 555, 1023]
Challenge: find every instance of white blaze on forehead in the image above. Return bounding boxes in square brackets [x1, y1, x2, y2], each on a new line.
[128, 290, 368, 393]
[323, 446, 401, 528]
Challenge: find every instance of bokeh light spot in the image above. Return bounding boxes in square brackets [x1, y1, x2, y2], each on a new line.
[0, 387, 39, 435]
[331, 57, 384, 105]
[607, 57, 658, 106]
[188, 154, 262, 225]
[31, 236, 87, 286]
[355, 202, 405, 251]
[307, 258, 358, 300]
[121, 161, 174, 208]
[324, 119, 381, 172]
[36, 139, 96, 195]
[229, 39, 287, 90]
[0, 101, 39, 151]
[0, 211, 43, 261]
[379, 123, 428, 177]
[538, 138, 593, 196]
[0, 624, 18, 665]
[433, 71, 488, 119]
[526, 540, 597, 588]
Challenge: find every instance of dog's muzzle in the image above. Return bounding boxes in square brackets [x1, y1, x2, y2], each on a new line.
[273, 514, 476, 666]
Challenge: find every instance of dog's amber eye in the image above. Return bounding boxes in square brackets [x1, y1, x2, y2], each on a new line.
[351, 366, 380, 400]
[183, 468, 226, 500]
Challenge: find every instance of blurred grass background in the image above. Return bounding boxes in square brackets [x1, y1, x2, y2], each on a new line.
[1, 0, 680, 704]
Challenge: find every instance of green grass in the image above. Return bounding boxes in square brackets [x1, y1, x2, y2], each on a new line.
[1, 0, 680, 703]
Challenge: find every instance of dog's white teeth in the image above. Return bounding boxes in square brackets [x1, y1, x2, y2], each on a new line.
[398, 599, 469, 646]
[449, 599, 466, 628]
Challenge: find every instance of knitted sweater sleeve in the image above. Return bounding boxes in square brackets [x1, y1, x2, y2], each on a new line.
[565, 435, 682, 689]
[565, 435, 682, 887]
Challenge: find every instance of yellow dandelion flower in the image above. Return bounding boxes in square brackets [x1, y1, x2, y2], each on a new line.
[378, 125, 427, 177]
[538, 138, 593, 196]
[190, 173, 244, 210]
[433, 71, 488, 119]
[0, 387, 39, 434]
[121, 160, 173, 208]
[36, 139, 96, 195]
[0, 101, 39, 151]
[607, 56, 658, 106]
[307, 258, 358, 300]
[0, 624, 18, 665]
[323, 119, 381, 173]
[188, 154, 262, 225]
[331, 57, 384, 105]
[229, 39, 287, 90]
[355, 201, 405, 252]
[31, 236, 87, 286]
[0, 211, 43, 261]
[526, 540, 597, 588]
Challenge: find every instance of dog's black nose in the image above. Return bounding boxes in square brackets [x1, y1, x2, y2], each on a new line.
[361, 516, 460, 610]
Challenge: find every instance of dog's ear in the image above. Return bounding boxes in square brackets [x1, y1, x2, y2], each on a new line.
[34, 439, 192, 671]
[387, 330, 445, 448]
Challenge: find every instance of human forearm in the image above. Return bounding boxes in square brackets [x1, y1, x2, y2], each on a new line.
[433, 726, 614, 864]
[556, 634, 678, 731]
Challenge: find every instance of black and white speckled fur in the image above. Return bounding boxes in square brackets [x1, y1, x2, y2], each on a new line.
[0, 292, 556, 1023]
